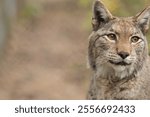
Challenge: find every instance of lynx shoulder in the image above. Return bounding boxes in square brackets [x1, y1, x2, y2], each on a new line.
[87, 0, 150, 99]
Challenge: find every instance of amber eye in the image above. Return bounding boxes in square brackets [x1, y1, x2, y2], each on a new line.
[107, 34, 117, 41]
[131, 36, 140, 43]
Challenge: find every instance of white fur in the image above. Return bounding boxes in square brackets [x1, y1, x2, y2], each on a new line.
[96, 62, 135, 80]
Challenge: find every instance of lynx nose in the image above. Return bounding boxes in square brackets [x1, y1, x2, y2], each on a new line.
[118, 51, 129, 59]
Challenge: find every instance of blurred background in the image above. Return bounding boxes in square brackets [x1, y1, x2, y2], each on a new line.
[0, 0, 149, 99]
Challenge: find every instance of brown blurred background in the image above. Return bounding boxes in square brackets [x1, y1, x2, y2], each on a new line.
[0, 0, 149, 99]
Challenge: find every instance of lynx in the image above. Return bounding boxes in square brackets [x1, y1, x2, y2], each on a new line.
[87, 0, 150, 99]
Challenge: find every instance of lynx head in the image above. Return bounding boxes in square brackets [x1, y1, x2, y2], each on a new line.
[88, 0, 150, 79]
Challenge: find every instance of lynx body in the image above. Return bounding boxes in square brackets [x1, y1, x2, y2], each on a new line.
[87, 0, 150, 99]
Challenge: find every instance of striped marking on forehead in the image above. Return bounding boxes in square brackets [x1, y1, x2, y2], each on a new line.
[111, 19, 137, 36]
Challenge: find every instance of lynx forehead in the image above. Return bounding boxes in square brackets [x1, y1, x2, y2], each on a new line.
[87, 0, 150, 100]
[111, 20, 139, 35]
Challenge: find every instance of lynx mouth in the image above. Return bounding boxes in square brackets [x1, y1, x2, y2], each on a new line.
[109, 60, 131, 66]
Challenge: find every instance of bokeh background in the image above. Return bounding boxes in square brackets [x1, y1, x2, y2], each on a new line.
[0, 0, 149, 99]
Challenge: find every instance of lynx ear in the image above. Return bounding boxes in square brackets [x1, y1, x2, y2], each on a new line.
[135, 6, 150, 34]
[92, 0, 113, 31]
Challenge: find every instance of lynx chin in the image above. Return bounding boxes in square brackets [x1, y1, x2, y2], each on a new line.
[87, 0, 150, 99]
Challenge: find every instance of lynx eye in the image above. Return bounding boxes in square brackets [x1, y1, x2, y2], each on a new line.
[106, 33, 117, 41]
[130, 36, 140, 43]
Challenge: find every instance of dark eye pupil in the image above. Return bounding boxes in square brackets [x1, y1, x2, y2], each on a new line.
[107, 34, 116, 40]
[131, 37, 139, 43]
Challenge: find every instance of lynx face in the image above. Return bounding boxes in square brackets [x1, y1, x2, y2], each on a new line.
[93, 19, 147, 78]
[88, 0, 150, 79]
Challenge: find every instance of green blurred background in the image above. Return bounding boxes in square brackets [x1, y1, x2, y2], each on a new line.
[0, 0, 149, 99]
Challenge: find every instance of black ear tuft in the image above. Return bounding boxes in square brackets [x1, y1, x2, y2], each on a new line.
[134, 6, 150, 34]
[92, 0, 113, 31]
